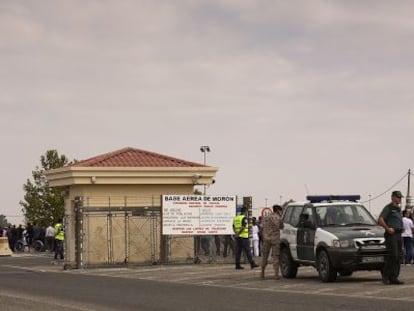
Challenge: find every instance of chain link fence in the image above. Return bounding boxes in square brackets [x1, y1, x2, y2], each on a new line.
[69, 196, 207, 268]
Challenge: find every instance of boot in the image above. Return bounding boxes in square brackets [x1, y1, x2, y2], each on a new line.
[250, 262, 259, 269]
[275, 270, 280, 280]
[260, 267, 265, 279]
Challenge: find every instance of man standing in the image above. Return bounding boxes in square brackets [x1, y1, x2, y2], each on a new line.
[233, 207, 259, 270]
[261, 204, 284, 279]
[54, 219, 64, 260]
[251, 217, 260, 257]
[378, 191, 404, 285]
[402, 210, 414, 265]
[45, 224, 55, 252]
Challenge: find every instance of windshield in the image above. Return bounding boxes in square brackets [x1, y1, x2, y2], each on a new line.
[315, 204, 377, 226]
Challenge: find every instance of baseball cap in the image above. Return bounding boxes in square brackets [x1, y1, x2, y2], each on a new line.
[391, 190, 404, 198]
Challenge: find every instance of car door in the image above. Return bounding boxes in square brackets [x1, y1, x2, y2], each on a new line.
[284, 205, 303, 260]
[297, 205, 316, 261]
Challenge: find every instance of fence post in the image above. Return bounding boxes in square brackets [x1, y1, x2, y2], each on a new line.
[107, 196, 113, 264]
[160, 194, 169, 264]
[150, 211, 157, 264]
[243, 196, 253, 258]
[124, 196, 129, 264]
[74, 196, 84, 269]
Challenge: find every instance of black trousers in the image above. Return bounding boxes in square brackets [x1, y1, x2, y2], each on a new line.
[54, 239, 64, 259]
[383, 232, 402, 281]
[235, 237, 254, 267]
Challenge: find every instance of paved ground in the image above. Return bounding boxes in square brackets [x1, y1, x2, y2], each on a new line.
[6, 253, 414, 302]
[68, 265, 414, 302]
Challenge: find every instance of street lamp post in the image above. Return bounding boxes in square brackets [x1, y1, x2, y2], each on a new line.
[200, 146, 210, 195]
[369, 194, 371, 213]
[199, 145, 211, 261]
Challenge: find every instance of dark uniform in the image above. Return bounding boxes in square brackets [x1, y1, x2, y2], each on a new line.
[379, 202, 403, 284]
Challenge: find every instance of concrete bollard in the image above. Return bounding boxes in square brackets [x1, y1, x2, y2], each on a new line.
[0, 237, 12, 256]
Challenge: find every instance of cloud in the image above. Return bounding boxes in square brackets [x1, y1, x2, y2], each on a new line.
[1, 1, 414, 222]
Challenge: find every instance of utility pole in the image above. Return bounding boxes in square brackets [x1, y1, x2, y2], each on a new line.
[407, 168, 412, 210]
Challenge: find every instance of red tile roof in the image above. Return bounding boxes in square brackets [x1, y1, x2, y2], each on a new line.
[71, 147, 206, 168]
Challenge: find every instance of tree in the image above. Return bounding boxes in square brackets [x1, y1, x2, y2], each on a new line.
[20, 150, 69, 227]
[0, 214, 10, 228]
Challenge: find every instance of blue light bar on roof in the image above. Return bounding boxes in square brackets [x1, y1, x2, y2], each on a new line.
[306, 195, 361, 203]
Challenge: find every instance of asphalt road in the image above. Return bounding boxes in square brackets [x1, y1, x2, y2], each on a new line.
[2, 253, 414, 311]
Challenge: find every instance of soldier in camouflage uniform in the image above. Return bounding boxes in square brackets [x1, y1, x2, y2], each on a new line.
[260, 204, 284, 279]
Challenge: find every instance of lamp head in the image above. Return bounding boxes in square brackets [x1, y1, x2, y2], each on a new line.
[200, 146, 210, 152]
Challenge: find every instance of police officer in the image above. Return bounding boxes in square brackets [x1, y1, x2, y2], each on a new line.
[54, 218, 64, 260]
[260, 204, 284, 279]
[378, 191, 404, 285]
[233, 207, 259, 270]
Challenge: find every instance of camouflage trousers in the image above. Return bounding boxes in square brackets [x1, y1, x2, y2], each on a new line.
[261, 239, 280, 274]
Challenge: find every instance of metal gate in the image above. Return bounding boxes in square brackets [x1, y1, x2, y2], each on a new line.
[71, 196, 196, 268]
[81, 209, 160, 266]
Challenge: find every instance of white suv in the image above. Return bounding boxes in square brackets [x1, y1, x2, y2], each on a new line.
[280, 195, 386, 282]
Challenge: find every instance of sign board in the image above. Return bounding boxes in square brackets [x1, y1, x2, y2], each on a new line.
[261, 207, 272, 217]
[162, 195, 236, 235]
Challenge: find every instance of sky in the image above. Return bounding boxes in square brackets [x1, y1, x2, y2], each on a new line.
[1, 0, 414, 224]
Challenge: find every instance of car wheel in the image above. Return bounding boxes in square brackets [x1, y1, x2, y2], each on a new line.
[280, 247, 298, 278]
[318, 250, 337, 282]
[14, 241, 24, 252]
[33, 240, 44, 252]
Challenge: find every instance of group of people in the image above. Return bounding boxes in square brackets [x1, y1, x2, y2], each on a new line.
[0, 219, 65, 260]
[233, 204, 283, 279]
[1, 223, 51, 251]
[0, 191, 408, 285]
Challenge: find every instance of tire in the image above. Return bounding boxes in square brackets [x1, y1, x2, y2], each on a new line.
[14, 241, 25, 252]
[33, 240, 44, 252]
[339, 270, 353, 277]
[280, 247, 298, 278]
[318, 250, 337, 282]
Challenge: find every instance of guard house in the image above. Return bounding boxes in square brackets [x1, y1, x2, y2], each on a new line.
[45, 147, 218, 268]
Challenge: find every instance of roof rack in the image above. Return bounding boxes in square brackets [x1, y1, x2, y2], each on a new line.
[306, 195, 361, 203]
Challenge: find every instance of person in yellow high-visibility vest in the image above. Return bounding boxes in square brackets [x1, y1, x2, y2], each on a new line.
[54, 218, 64, 260]
[233, 207, 258, 270]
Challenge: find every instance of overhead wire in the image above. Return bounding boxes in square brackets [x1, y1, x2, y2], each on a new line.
[361, 171, 408, 203]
